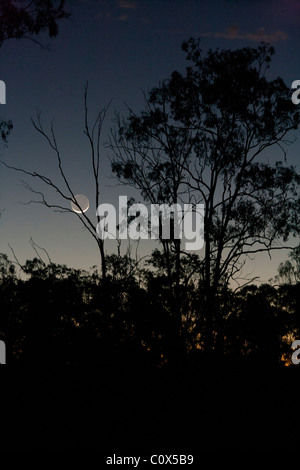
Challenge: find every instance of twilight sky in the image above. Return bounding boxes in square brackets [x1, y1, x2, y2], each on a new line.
[0, 0, 299, 284]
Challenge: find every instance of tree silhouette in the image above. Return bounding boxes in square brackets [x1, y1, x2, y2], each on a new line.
[0, 0, 70, 48]
[2, 246, 298, 370]
[0, 1, 71, 154]
[109, 39, 300, 353]
[0, 119, 12, 144]
[275, 245, 300, 285]
[1, 85, 110, 279]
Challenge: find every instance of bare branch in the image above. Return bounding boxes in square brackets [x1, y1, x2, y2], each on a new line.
[29, 236, 52, 264]
[8, 243, 24, 272]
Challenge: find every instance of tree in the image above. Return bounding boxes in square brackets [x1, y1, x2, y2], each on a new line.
[274, 245, 300, 285]
[109, 39, 300, 352]
[1, 84, 111, 279]
[224, 283, 290, 365]
[0, 119, 13, 144]
[109, 81, 201, 354]
[0, 1, 70, 149]
[0, 0, 70, 48]
[111, 114, 179, 288]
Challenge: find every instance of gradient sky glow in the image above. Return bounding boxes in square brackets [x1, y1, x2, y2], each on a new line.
[0, 0, 299, 284]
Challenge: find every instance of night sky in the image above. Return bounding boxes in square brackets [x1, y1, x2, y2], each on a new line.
[0, 0, 299, 283]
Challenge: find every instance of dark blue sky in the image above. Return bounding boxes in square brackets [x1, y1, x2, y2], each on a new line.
[0, 0, 299, 283]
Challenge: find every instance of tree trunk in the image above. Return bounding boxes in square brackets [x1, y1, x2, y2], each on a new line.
[203, 217, 216, 354]
[98, 239, 106, 281]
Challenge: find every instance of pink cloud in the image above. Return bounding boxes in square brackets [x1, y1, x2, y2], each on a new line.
[202, 25, 289, 43]
[118, 0, 136, 8]
[117, 14, 129, 21]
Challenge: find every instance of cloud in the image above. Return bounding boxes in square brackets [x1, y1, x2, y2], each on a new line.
[202, 25, 289, 43]
[118, 0, 137, 8]
[116, 0, 136, 21]
[117, 14, 129, 21]
[95, 0, 139, 23]
[94, 12, 112, 20]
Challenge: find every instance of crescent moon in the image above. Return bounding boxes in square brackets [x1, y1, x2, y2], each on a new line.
[71, 194, 90, 213]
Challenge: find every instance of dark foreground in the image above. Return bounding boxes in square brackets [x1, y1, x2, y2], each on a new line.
[0, 353, 299, 451]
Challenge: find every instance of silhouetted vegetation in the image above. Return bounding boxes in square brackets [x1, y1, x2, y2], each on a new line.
[109, 39, 300, 356]
[1, 249, 299, 369]
[0, 0, 70, 48]
[0, 1, 71, 154]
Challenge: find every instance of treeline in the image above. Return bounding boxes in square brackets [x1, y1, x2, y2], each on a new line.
[0, 251, 299, 367]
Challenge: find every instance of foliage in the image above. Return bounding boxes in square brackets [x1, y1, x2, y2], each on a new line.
[110, 39, 300, 351]
[274, 245, 300, 285]
[0, 252, 299, 366]
[0, 119, 13, 144]
[0, 0, 70, 47]
[0, 1, 70, 165]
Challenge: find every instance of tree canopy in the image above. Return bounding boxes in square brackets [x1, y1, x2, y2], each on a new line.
[110, 39, 300, 351]
[0, 0, 70, 48]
